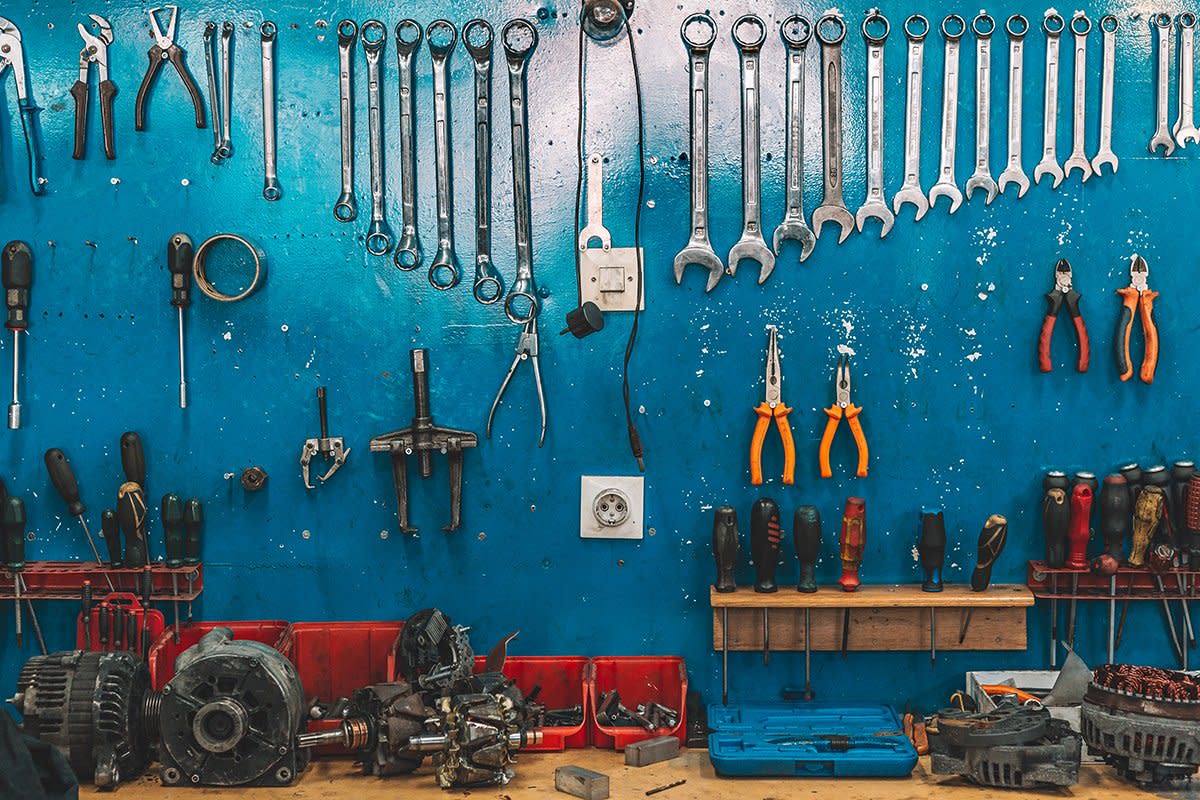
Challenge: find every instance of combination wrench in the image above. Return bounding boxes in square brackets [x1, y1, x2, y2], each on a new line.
[203, 22, 222, 162]
[361, 20, 393, 257]
[673, 13, 724, 292]
[997, 15, 1030, 198]
[260, 21, 280, 201]
[465, 19, 504, 303]
[502, 19, 540, 323]
[965, 12, 997, 205]
[857, 10, 893, 236]
[394, 21, 423, 269]
[427, 20, 460, 290]
[1092, 15, 1119, 174]
[894, 15, 928, 221]
[929, 14, 965, 214]
[1034, 13, 1065, 187]
[1174, 13, 1200, 147]
[1063, 13, 1093, 181]
[1150, 13, 1174, 156]
[772, 15, 816, 262]
[729, 15, 775, 282]
[334, 20, 357, 222]
[811, 14, 855, 244]
[218, 21, 233, 159]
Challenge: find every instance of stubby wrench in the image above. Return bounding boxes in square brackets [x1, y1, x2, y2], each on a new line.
[334, 20, 357, 222]
[857, 11, 893, 236]
[1175, 13, 1200, 146]
[998, 15, 1030, 197]
[929, 15, 965, 213]
[673, 13, 724, 291]
[894, 15, 929, 221]
[1063, 14, 1093, 181]
[361, 21, 393, 256]
[394, 21, 423, 270]
[465, 20, 503, 303]
[772, 15, 816, 262]
[1150, 14, 1175, 156]
[965, 12, 997, 204]
[812, 15, 854, 244]
[1092, 16, 1119, 173]
[427, 20, 460, 290]
[502, 19, 540, 323]
[729, 15, 775, 281]
[1034, 13, 1065, 187]
[260, 21, 280, 201]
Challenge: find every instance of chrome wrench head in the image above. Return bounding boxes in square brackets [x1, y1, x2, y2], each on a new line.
[393, 20, 424, 270]
[964, 12, 998, 205]
[1062, 13, 1093, 181]
[729, 14, 775, 281]
[812, 14, 855, 244]
[997, 14, 1030, 198]
[893, 14, 930, 221]
[772, 15, 817, 261]
[334, 19, 358, 222]
[856, 10, 894, 237]
[427, 20, 461, 291]
[1091, 15, 1119, 175]
[361, 20, 393, 257]
[1150, 13, 1176, 156]
[929, 14, 965, 214]
[1033, 12, 1065, 187]
[502, 19, 541, 323]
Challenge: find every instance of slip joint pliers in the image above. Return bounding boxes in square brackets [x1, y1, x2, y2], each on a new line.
[0, 17, 46, 195]
[72, 14, 116, 160]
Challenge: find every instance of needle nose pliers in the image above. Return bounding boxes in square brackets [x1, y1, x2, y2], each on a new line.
[1038, 258, 1090, 372]
[819, 356, 869, 479]
[1115, 254, 1159, 384]
[134, 5, 206, 132]
[0, 17, 46, 195]
[72, 14, 116, 160]
[750, 325, 795, 486]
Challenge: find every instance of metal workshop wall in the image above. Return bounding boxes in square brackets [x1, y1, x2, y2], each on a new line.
[0, 0, 1195, 713]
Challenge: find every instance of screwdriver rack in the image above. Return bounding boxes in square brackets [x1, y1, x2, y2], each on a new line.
[1026, 560, 1200, 600]
[0, 561, 203, 601]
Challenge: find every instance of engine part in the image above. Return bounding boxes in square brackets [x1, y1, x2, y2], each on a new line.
[394, 608, 475, 692]
[240, 465, 268, 491]
[11, 650, 151, 787]
[929, 703, 1080, 787]
[297, 682, 429, 776]
[300, 386, 349, 489]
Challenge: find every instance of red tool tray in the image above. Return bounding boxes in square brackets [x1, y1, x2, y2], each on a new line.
[587, 656, 688, 750]
[2, 561, 202, 601]
[1027, 560, 1200, 600]
[146, 620, 292, 690]
[473, 655, 590, 750]
[74, 592, 165, 657]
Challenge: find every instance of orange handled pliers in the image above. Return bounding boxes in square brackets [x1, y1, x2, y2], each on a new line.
[750, 325, 795, 485]
[1115, 255, 1159, 384]
[819, 356, 869, 479]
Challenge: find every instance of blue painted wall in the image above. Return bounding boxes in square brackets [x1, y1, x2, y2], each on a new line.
[0, 0, 1193, 714]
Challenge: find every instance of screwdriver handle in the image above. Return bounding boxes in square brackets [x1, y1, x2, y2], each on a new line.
[82, 580, 92, 648]
[918, 508, 946, 592]
[1131, 486, 1165, 567]
[2, 241, 32, 332]
[1066, 484, 1093, 569]
[971, 514, 1009, 591]
[100, 509, 123, 567]
[120, 431, 147, 489]
[793, 505, 821, 593]
[183, 499, 204, 566]
[44, 448, 86, 518]
[1099, 474, 1130, 561]
[2, 496, 25, 570]
[113, 605, 124, 650]
[117, 483, 149, 569]
[1043, 487, 1070, 567]
[168, 233, 194, 309]
[162, 493, 184, 568]
[98, 601, 109, 648]
[838, 497, 866, 592]
[712, 505, 739, 593]
[751, 498, 782, 593]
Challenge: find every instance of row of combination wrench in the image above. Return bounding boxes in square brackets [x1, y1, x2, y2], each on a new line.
[1150, 13, 1200, 156]
[203, 20, 233, 165]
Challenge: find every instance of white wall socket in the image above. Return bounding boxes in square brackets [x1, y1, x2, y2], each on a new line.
[580, 476, 644, 539]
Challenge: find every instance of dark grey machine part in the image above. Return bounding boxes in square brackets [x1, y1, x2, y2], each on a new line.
[1081, 682, 1200, 785]
[929, 713, 1081, 788]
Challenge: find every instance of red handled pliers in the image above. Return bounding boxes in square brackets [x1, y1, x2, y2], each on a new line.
[1038, 258, 1090, 372]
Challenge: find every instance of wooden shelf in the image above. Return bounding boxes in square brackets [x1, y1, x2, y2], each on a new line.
[710, 583, 1034, 608]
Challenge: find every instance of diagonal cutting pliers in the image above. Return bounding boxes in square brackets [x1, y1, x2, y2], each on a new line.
[134, 5, 206, 132]
[1115, 254, 1159, 384]
[819, 356, 869, 479]
[750, 325, 795, 485]
[0, 17, 46, 195]
[71, 14, 116, 160]
[487, 318, 547, 447]
[1037, 258, 1090, 373]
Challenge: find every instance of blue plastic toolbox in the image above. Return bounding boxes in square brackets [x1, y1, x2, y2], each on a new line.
[708, 704, 918, 778]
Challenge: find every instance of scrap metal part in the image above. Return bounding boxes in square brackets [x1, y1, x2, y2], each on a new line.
[929, 704, 1081, 787]
[394, 608, 476, 692]
[296, 682, 429, 776]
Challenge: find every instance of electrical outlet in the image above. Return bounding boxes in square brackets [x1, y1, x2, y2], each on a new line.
[580, 476, 644, 539]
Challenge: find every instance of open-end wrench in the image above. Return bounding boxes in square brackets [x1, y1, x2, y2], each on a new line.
[998, 15, 1030, 198]
[965, 12, 997, 205]
[1092, 15, 1119, 174]
[772, 15, 816, 262]
[334, 20, 357, 222]
[894, 14, 929, 221]
[857, 10, 893, 236]
[361, 20, 393, 256]
[1034, 13, 1065, 187]
[217, 22, 233, 159]
[729, 14, 775, 281]
[929, 14, 965, 213]
[427, 20, 460, 290]
[502, 19, 540, 323]
[203, 22, 223, 162]
[1174, 13, 1200, 146]
[394, 21, 423, 270]
[1150, 13, 1175, 156]
[812, 14, 854, 244]
[465, 19, 503, 303]
[1063, 13, 1093, 181]
[673, 13, 724, 291]
[260, 21, 280, 201]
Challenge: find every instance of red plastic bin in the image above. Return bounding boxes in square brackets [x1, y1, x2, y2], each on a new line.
[587, 656, 688, 750]
[472, 655, 590, 750]
[146, 620, 291, 690]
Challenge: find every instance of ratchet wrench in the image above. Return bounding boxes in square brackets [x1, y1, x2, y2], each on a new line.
[427, 20, 461, 290]
[1175, 13, 1200, 146]
[1063, 13, 1093, 181]
[729, 14, 775, 282]
[502, 19, 540, 324]
[811, 14, 854, 244]
[465, 20, 503, 303]
[1092, 15, 1119, 174]
[856, 10, 893, 236]
[1150, 14, 1175, 156]
[929, 14, 965, 214]
[772, 15, 816, 262]
[894, 15, 929, 221]
[394, 21, 423, 270]
[965, 12, 997, 205]
[1034, 13, 1065, 187]
[997, 15, 1030, 198]
[334, 20, 357, 222]
[362, 20, 393, 256]
[260, 21, 280, 201]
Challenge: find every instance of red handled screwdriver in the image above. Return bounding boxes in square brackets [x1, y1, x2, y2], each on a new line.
[751, 498, 782, 666]
[839, 498, 866, 658]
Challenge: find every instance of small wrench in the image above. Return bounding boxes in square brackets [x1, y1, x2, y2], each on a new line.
[729, 14, 775, 281]
[965, 12, 997, 204]
[217, 21, 233, 159]
[1092, 15, 1119, 174]
[465, 19, 503, 303]
[1063, 13, 1093, 181]
[998, 15, 1030, 198]
[394, 21, 423, 270]
[1150, 13, 1175, 156]
[673, 13, 725, 291]
[929, 14, 965, 213]
[772, 15, 816, 261]
[812, 14, 854, 244]
[502, 19, 540, 323]
[1175, 13, 1200, 146]
[361, 20, 393, 256]
[856, 10, 893, 236]
[427, 20, 460, 290]
[334, 20, 357, 222]
[260, 21, 280, 201]
[894, 14, 929, 221]
[1034, 13, 1065, 187]
[203, 22, 223, 162]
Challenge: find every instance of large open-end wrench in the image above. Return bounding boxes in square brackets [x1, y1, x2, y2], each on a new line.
[334, 20, 357, 222]
[465, 19, 503, 303]
[1151, 14, 1175, 156]
[502, 19, 540, 323]
[965, 12, 997, 204]
[772, 15, 816, 262]
[998, 15, 1030, 197]
[260, 21, 280, 201]
[812, 15, 854, 244]
[729, 15, 775, 281]
[1063, 13, 1093, 181]
[361, 20, 393, 256]
[394, 21, 423, 270]
[929, 14, 965, 213]
[1092, 15, 1119, 173]
[673, 13, 724, 291]
[427, 20, 460, 290]
[1034, 13, 1065, 186]
[857, 11, 893, 236]
[1175, 13, 1200, 146]
[894, 15, 929, 221]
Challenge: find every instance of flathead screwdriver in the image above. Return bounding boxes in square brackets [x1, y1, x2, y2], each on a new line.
[44, 448, 115, 592]
[3, 241, 32, 429]
[162, 493, 184, 643]
[183, 498, 204, 624]
[168, 234, 194, 409]
[3, 496, 26, 647]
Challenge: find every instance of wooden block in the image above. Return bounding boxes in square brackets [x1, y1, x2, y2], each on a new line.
[625, 735, 680, 767]
[710, 584, 1034, 608]
[555, 765, 610, 800]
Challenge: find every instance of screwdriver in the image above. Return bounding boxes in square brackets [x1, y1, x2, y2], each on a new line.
[168, 234, 194, 409]
[100, 509, 123, 567]
[793, 506, 821, 701]
[711, 505, 739, 705]
[162, 493, 184, 643]
[183, 498, 203, 624]
[117, 482, 149, 569]
[751, 498, 782, 666]
[1142, 466, 1172, 544]
[1169, 461, 1197, 646]
[98, 600, 109, 650]
[918, 509, 945, 665]
[839, 497, 866, 658]
[44, 448, 115, 592]
[1066, 482, 1093, 646]
[960, 514, 1008, 643]
[3, 495, 25, 647]
[1043, 474, 1070, 667]
[113, 603, 124, 652]
[1130, 486, 1164, 567]
[81, 580, 92, 650]
[1099, 475, 1130, 662]
[141, 566, 153, 659]
[3, 241, 31, 429]
[120, 431, 147, 490]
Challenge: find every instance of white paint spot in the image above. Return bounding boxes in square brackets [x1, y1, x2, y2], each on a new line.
[920, 283, 929, 291]
[281, 324, 289, 332]
[222, 331, 232, 340]
[703, 398, 711, 407]
[966, 351, 983, 362]
[978, 292, 989, 301]
[836, 343, 857, 356]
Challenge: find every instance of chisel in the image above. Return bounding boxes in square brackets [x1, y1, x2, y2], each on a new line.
[751, 498, 782, 666]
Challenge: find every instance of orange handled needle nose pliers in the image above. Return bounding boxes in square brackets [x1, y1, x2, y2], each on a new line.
[819, 356, 869, 479]
[750, 325, 795, 486]
[1115, 255, 1158, 384]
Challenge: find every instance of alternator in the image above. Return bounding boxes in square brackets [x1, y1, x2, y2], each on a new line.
[395, 608, 475, 692]
[929, 703, 1081, 788]
[296, 682, 430, 776]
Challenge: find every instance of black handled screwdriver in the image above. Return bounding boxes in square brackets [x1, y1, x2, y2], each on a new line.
[98, 601, 109, 650]
[117, 482, 149, 569]
[3, 241, 31, 429]
[81, 580, 92, 650]
[960, 514, 1009, 643]
[168, 234, 193, 409]
[3, 495, 25, 647]
[100, 509, 123, 567]
[120, 431, 146, 490]
[793, 505, 821, 701]
[918, 509, 946, 665]
[44, 448, 114, 591]
[141, 566, 153, 659]
[1099, 475, 1130, 662]
[751, 497, 782, 667]
[711, 505, 738, 706]
[162, 493, 184, 643]
[183, 498, 203, 624]
[113, 603, 124, 652]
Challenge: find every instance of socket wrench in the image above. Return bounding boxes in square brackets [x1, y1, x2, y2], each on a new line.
[894, 14, 929, 221]
[334, 19, 358, 222]
[772, 15, 816, 262]
[260, 21, 280, 201]
[1063, 13, 1093, 181]
[427, 20, 460, 290]
[464, 20, 503, 303]
[929, 14, 965, 213]
[394, 21, 423, 269]
[812, 14, 854, 244]
[729, 14, 775, 281]
[856, 10, 893, 236]
[997, 15, 1030, 197]
[1092, 15, 1119, 174]
[965, 12, 997, 204]
[502, 19, 540, 323]
[361, 20, 393, 256]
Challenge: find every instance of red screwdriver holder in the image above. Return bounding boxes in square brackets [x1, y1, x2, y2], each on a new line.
[0, 561, 202, 601]
[75, 592, 165, 654]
